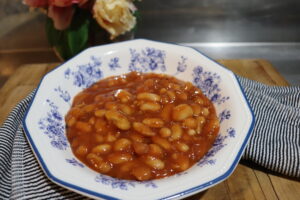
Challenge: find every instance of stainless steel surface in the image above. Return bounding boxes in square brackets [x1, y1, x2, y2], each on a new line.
[136, 0, 300, 43]
[0, 0, 300, 85]
[182, 42, 300, 85]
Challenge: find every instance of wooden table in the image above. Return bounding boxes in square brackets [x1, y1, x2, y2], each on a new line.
[0, 60, 299, 200]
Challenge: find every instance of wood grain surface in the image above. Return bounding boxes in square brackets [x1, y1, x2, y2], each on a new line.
[0, 59, 299, 200]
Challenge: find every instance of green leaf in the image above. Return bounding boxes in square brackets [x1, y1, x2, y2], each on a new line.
[45, 8, 91, 60]
[46, 18, 63, 46]
[132, 10, 141, 33]
[66, 9, 90, 58]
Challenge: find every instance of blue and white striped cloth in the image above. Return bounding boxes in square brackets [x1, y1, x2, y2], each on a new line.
[0, 77, 299, 199]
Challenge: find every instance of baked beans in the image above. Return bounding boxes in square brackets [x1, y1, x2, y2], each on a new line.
[65, 72, 219, 181]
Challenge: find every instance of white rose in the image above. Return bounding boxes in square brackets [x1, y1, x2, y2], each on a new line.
[93, 0, 136, 40]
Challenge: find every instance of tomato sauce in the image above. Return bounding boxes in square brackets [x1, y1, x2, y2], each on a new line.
[65, 72, 219, 181]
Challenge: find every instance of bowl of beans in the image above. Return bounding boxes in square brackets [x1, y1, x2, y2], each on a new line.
[23, 39, 254, 200]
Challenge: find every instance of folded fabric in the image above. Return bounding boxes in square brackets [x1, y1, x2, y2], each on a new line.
[238, 76, 300, 177]
[0, 76, 299, 199]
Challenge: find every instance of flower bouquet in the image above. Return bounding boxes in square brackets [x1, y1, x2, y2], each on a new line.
[23, 0, 140, 60]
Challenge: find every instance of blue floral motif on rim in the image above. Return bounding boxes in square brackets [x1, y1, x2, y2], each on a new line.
[176, 56, 188, 73]
[95, 174, 157, 190]
[219, 109, 231, 123]
[192, 66, 230, 105]
[64, 55, 103, 88]
[66, 158, 84, 168]
[175, 171, 189, 177]
[197, 134, 227, 167]
[38, 99, 68, 150]
[197, 127, 236, 167]
[129, 47, 166, 72]
[227, 127, 236, 138]
[108, 57, 121, 70]
[54, 86, 71, 103]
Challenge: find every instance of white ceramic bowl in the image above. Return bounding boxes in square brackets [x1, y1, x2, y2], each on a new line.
[23, 39, 254, 200]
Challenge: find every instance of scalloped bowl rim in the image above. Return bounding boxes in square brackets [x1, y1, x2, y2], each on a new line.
[22, 39, 255, 200]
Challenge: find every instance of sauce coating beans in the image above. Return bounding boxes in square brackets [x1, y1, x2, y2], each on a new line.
[65, 72, 220, 181]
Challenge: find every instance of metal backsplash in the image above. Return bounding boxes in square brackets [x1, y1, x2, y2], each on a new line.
[135, 0, 300, 43]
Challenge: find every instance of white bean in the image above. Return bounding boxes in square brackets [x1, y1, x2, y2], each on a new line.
[105, 102, 118, 110]
[171, 153, 190, 171]
[105, 110, 131, 130]
[175, 142, 190, 152]
[201, 107, 210, 117]
[115, 89, 132, 103]
[144, 155, 165, 170]
[142, 118, 164, 128]
[183, 117, 197, 128]
[119, 104, 133, 115]
[137, 92, 161, 102]
[94, 109, 106, 117]
[133, 142, 149, 155]
[159, 127, 172, 138]
[92, 144, 112, 154]
[152, 136, 171, 150]
[196, 116, 206, 134]
[86, 153, 103, 167]
[76, 145, 88, 156]
[108, 152, 133, 164]
[114, 138, 132, 151]
[67, 117, 76, 127]
[148, 144, 164, 158]
[97, 161, 112, 173]
[106, 133, 117, 142]
[176, 91, 188, 100]
[131, 166, 152, 181]
[75, 121, 92, 133]
[172, 104, 193, 121]
[187, 129, 196, 136]
[166, 91, 176, 102]
[133, 122, 155, 136]
[170, 124, 183, 140]
[140, 102, 161, 112]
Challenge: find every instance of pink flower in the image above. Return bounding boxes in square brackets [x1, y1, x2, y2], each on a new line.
[46, 0, 89, 30]
[48, 0, 88, 7]
[48, 6, 74, 30]
[23, 0, 48, 8]
[24, 0, 89, 8]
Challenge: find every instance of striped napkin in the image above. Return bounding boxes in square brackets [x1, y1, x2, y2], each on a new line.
[0, 77, 299, 199]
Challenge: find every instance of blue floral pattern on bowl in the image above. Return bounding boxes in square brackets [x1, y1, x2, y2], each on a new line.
[176, 56, 188, 73]
[192, 66, 230, 105]
[64, 55, 103, 88]
[219, 109, 231, 123]
[129, 48, 166, 72]
[108, 57, 121, 71]
[54, 86, 71, 104]
[198, 127, 236, 167]
[95, 174, 157, 190]
[38, 99, 68, 150]
[66, 158, 84, 168]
